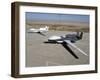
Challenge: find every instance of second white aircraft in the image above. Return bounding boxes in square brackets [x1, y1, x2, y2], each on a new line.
[28, 26, 49, 33]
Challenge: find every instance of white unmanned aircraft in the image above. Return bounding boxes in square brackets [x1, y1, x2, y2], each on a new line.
[45, 32, 88, 59]
[28, 26, 49, 36]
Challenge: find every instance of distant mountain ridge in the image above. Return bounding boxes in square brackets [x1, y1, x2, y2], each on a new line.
[26, 20, 89, 27]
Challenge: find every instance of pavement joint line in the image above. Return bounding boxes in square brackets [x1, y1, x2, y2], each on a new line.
[46, 61, 62, 66]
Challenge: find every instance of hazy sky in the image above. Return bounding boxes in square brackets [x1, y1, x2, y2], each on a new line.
[26, 12, 89, 23]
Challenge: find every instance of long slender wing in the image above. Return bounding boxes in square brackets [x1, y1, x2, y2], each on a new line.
[28, 29, 39, 33]
[64, 40, 88, 56]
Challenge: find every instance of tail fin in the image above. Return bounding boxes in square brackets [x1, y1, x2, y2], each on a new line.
[76, 32, 83, 39]
[45, 26, 49, 31]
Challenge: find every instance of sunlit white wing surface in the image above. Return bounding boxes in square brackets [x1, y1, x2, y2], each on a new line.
[64, 40, 88, 56]
[28, 28, 40, 33]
